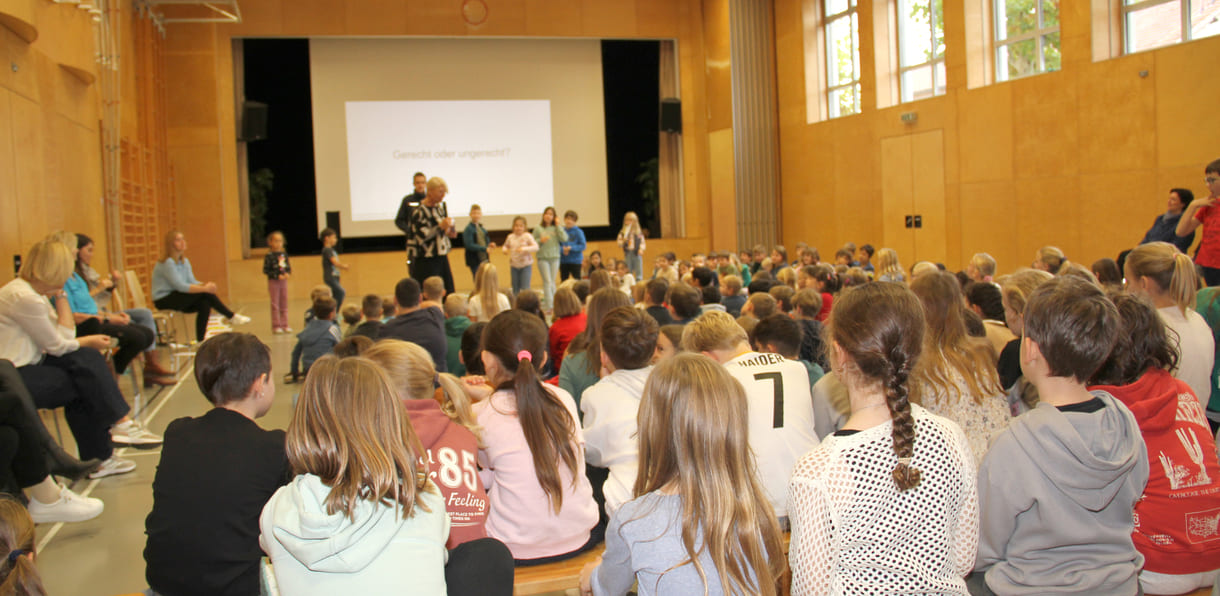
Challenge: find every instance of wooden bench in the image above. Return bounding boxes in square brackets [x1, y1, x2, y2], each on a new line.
[513, 544, 606, 595]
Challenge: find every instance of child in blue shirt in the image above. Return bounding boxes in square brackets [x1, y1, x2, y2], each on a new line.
[559, 210, 587, 282]
[286, 297, 341, 384]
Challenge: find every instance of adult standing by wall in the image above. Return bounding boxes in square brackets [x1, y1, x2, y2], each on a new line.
[1176, 159, 1220, 286]
[394, 171, 427, 240]
[405, 177, 458, 295]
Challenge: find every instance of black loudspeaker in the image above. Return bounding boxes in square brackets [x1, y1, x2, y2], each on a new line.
[241, 101, 268, 142]
[660, 98, 682, 133]
[325, 211, 341, 250]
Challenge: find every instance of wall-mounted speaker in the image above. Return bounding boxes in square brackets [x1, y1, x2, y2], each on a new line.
[241, 101, 268, 142]
[660, 98, 682, 134]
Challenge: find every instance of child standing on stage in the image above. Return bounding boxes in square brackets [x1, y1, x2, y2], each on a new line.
[463, 205, 494, 283]
[264, 231, 292, 334]
[560, 210, 586, 283]
[320, 228, 349, 307]
[533, 207, 568, 312]
[617, 212, 646, 280]
[502, 216, 539, 297]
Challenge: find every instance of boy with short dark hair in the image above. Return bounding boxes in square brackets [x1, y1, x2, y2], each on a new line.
[559, 210, 587, 282]
[379, 277, 448, 372]
[145, 333, 290, 596]
[352, 294, 383, 339]
[319, 228, 349, 306]
[857, 244, 875, 273]
[286, 297, 341, 383]
[642, 278, 673, 326]
[665, 282, 702, 325]
[971, 276, 1148, 596]
[581, 306, 658, 515]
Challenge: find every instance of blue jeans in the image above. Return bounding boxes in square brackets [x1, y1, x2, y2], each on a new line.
[623, 251, 642, 280]
[511, 266, 532, 296]
[125, 307, 157, 352]
[324, 278, 346, 307]
[537, 258, 558, 310]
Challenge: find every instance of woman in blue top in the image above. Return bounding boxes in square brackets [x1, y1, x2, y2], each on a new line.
[152, 231, 249, 342]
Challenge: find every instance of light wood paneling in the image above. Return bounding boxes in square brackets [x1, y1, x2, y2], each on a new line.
[881, 135, 914, 259]
[0, 90, 19, 265]
[1076, 53, 1156, 174]
[911, 130, 947, 264]
[1012, 72, 1078, 179]
[524, 0, 581, 36]
[959, 181, 1018, 273]
[1155, 40, 1220, 168]
[708, 128, 736, 250]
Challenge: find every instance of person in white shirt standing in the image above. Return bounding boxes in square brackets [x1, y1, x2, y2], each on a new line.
[681, 310, 818, 520]
[581, 306, 657, 517]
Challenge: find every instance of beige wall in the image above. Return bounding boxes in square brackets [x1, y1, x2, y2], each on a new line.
[0, 0, 108, 273]
[774, 0, 1220, 275]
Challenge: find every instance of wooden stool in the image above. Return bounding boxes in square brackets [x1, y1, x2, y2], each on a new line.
[513, 544, 606, 596]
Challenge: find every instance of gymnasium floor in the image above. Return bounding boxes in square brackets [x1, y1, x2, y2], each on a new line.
[37, 299, 306, 596]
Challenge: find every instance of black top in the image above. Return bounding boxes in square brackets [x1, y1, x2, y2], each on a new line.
[998, 338, 1022, 390]
[262, 251, 291, 280]
[352, 319, 382, 340]
[321, 247, 339, 282]
[145, 408, 290, 596]
[1057, 397, 1106, 414]
[645, 305, 674, 326]
[379, 307, 449, 373]
[833, 429, 861, 437]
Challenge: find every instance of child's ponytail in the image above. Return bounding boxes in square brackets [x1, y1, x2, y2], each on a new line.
[0, 498, 45, 596]
[484, 311, 578, 514]
[437, 372, 483, 445]
[885, 353, 922, 491]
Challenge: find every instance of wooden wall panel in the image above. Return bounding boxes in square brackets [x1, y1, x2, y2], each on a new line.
[707, 128, 736, 250]
[1154, 41, 1220, 168]
[0, 90, 19, 265]
[580, 0, 637, 37]
[523, 0, 581, 36]
[342, 0, 408, 35]
[959, 181, 1018, 273]
[1076, 53, 1156, 174]
[469, 0, 528, 36]
[955, 84, 1012, 184]
[1012, 72, 1079, 179]
[1014, 176, 1081, 263]
[10, 93, 46, 248]
[170, 144, 229, 294]
[282, 0, 346, 36]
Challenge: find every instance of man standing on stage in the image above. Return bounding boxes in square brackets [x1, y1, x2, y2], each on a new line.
[394, 171, 428, 235]
[403, 176, 457, 294]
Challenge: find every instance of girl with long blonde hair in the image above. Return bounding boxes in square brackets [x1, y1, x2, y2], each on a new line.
[617, 212, 646, 280]
[909, 271, 1009, 466]
[788, 282, 977, 594]
[476, 310, 598, 563]
[579, 353, 786, 596]
[874, 248, 905, 283]
[259, 356, 448, 595]
[1125, 241, 1214, 408]
[469, 263, 509, 322]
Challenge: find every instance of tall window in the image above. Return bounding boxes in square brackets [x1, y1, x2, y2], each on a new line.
[1123, 0, 1220, 54]
[994, 0, 1061, 81]
[825, 0, 861, 117]
[898, 0, 946, 101]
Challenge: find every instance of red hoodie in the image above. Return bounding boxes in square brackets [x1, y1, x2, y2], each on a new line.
[405, 399, 489, 549]
[1091, 368, 1220, 574]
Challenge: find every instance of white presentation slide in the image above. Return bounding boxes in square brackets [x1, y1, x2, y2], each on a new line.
[345, 100, 554, 222]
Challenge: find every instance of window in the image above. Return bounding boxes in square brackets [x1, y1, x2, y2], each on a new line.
[994, 0, 1061, 81]
[898, 0, 946, 101]
[1123, 0, 1220, 54]
[825, 0, 861, 117]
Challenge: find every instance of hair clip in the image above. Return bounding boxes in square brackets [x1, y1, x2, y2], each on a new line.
[517, 350, 532, 362]
[7, 549, 27, 563]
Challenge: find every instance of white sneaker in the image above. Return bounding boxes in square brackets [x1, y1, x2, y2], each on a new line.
[111, 420, 163, 446]
[229, 313, 251, 326]
[87, 457, 136, 479]
[282, 326, 293, 333]
[28, 485, 104, 523]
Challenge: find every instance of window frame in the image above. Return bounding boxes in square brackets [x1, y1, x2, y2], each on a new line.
[824, 0, 862, 118]
[1121, 0, 1216, 54]
[993, 0, 1061, 81]
[896, 0, 947, 102]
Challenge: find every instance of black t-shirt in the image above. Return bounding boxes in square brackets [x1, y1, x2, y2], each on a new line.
[645, 305, 674, 326]
[145, 408, 290, 596]
[998, 337, 1022, 390]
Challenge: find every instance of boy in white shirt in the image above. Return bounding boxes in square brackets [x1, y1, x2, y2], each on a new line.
[682, 311, 818, 519]
[581, 306, 658, 516]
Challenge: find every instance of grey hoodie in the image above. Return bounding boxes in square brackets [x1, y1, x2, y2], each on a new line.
[259, 474, 449, 596]
[975, 390, 1149, 595]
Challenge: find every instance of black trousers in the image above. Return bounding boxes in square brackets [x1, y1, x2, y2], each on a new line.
[411, 255, 456, 296]
[154, 291, 235, 342]
[0, 374, 50, 496]
[446, 538, 514, 596]
[559, 263, 583, 282]
[77, 318, 155, 374]
[16, 350, 127, 461]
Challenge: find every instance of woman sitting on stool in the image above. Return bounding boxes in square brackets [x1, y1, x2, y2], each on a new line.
[152, 230, 249, 343]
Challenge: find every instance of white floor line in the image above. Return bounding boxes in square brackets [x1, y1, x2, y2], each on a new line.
[37, 365, 194, 553]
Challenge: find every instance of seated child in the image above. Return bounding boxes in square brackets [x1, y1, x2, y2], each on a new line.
[0, 496, 45, 594]
[971, 276, 1148, 596]
[581, 307, 658, 516]
[581, 353, 786, 596]
[352, 294, 383, 340]
[444, 294, 472, 376]
[751, 313, 825, 390]
[422, 275, 446, 310]
[614, 261, 635, 295]
[286, 297, 340, 383]
[145, 333, 289, 596]
[332, 335, 372, 357]
[380, 294, 395, 322]
[302, 284, 332, 325]
[720, 274, 746, 317]
[339, 304, 361, 339]
[1089, 293, 1220, 595]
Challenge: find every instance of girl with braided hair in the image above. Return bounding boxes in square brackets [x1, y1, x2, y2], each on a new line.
[788, 282, 978, 595]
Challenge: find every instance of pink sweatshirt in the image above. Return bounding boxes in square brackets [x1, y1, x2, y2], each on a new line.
[475, 385, 597, 559]
[405, 399, 488, 549]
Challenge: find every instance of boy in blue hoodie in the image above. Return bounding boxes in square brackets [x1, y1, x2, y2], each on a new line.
[285, 297, 341, 384]
[559, 210, 587, 282]
[970, 276, 1149, 596]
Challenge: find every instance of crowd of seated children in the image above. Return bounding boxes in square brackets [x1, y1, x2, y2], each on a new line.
[548, 288, 586, 373]
[443, 294, 472, 376]
[641, 279, 673, 326]
[750, 313, 825, 393]
[997, 269, 1054, 411]
[720, 275, 746, 317]
[664, 283, 701, 326]
[301, 284, 332, 326]
[349, 294, 383, 339]
[580, 354, 787, 596]
[379, 278, 448, 373]
[560, 289, 632, 408]
[789, 282, 978, 595]
[338, 304, 361, 339]
[964, 281, 1016, 358]
[653, 325, 684, 363]
[909, 271, 1011, 467]
[791, 288, 828, 370]
[682, 311, 818, 521]
[469, 263, 510, 322]
[581, 307, 658, 516]
[145, 333, 288, 596]
[1090, 292, 1220, 595]
[582, 250, 605, 280]
[972, 276, 1147, 596]
[285, 297, 339, 384]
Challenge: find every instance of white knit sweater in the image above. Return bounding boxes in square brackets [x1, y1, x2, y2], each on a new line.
[788, 405, 978, 595]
